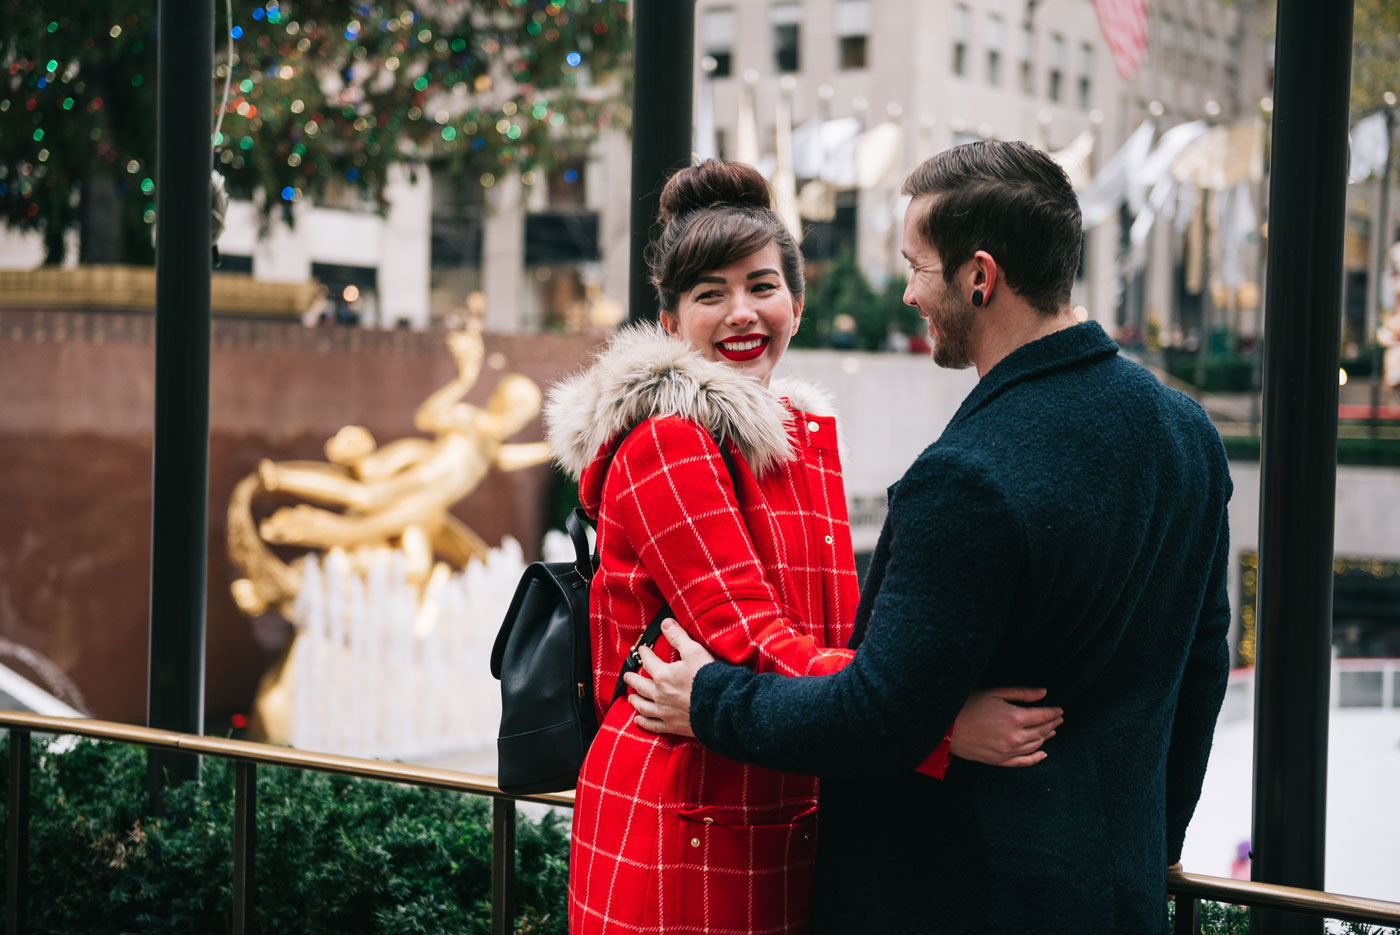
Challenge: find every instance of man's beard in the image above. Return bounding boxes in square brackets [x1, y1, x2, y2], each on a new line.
[930, 292, 977, 370]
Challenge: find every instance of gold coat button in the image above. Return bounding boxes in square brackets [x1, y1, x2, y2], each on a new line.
[690, 837, 701, 848]
[807, 420, 820, 433]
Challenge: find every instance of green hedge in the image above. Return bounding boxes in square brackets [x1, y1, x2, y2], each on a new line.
[0, 736, 569, 935]
[1222, 435, 1400, 467]
[1167, 898, 1396, 934]
[2, 738, 1394, 934]
[1164, 351, 1258, 393]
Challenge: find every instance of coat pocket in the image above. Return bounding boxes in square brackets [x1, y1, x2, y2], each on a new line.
[671, 802, 818, 934]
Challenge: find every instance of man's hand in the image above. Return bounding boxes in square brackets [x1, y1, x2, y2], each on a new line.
[949, 687, 1063, 767]
[624, 619, 715, 738]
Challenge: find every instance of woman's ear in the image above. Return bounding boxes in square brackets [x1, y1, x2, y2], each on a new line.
[792, 295, 804, 329]
[659, 310, 679, 335]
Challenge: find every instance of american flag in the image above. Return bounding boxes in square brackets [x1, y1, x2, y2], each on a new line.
[1093, 0, 1150, 80]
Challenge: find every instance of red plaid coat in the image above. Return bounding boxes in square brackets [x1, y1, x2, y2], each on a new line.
[544, 327, 950, 935]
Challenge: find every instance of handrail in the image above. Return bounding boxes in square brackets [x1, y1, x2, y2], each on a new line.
[3, 712, 1399, 934]
[0, 709, 569, 935]
[0, 709, 572, 807]
[1168, 870, 1400, 928]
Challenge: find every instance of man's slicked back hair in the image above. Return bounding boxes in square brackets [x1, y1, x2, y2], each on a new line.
[901, 140, 1082, 315]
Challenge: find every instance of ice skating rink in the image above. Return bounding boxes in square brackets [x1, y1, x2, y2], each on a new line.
[1180, 667, 1400, 901]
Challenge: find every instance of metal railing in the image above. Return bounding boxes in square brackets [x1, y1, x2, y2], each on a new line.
[1168, 871, 1400, 933]
[3, 710, 1399, 934]
[0, 710, 571, 935]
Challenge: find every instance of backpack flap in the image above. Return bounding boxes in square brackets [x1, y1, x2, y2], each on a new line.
[490, 561, 584, 679]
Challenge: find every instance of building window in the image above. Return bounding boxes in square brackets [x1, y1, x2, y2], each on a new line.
[1202, 29, 1218, 88]
[771, 2, 802, 74]
[1019, 21, 1035, 93]
[1157, 14, 1175, 72]
[1048, 33, 1064, 102]
[834, 0, 869, 70]
[1226, 35, 1241, 113]
[702, 8, 735, 78]
[547, 159, 587, 208]
[986, 14, 1004, 86]
[1182, 22, 1197, 83]
[952, 4, 970, 77]
[1078, 42, 1093, 110]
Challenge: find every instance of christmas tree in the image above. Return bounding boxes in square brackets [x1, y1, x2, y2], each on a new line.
[0, 0, 632, 266]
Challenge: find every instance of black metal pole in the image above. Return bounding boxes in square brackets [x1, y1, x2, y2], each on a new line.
[627, 0, 695, 322]
[147, 0, 214, 804]
[491, 799, 517, 935]
[6, 730, 30, 935]
[1250, 0, 1353, 933]
[232, 761, 257, 935]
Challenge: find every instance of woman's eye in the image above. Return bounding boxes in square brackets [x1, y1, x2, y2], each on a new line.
[752, 282, 777, 294]
[696, 290, 722, 301]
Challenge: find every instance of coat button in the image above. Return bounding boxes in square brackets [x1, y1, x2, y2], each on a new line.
[824, 535, 834, 544]
[690, 837, 701, 848]
[807, 420, 820, 432]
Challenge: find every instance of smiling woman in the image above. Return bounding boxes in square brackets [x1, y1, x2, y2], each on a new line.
[542, 159, 872, 935]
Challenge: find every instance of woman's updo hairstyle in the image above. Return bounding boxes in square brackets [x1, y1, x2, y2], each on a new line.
[646, 159, 804, 312]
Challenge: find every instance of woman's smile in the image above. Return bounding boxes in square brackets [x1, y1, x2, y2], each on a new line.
[715, 334, 771, 361]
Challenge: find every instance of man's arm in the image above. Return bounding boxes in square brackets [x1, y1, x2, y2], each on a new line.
[683, 456, 1025, 778]
[1165, 503, 1232, 864]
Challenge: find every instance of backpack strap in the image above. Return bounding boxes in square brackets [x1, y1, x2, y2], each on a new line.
[608, 434, 740, 704]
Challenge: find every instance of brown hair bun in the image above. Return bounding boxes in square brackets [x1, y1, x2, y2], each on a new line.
[646, 159, 803, 311]
[658, 160, 773, 225]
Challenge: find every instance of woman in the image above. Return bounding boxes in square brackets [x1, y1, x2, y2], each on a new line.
[544, 160, 1059, 934]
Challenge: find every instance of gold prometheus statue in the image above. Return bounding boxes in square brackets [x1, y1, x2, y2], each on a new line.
[226, 322, 550, 742]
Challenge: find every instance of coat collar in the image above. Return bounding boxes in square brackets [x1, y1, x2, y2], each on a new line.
[948, 321, 1120, 427]
[544, 323, 837, 481]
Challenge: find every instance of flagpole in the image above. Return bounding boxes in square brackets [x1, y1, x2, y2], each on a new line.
[1368, 101, 1396, 435]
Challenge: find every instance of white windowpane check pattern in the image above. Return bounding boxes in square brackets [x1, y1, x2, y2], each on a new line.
[568, 409, 884, 934]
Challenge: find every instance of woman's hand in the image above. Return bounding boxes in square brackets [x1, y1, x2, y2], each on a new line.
[949, 687, 1063, 767]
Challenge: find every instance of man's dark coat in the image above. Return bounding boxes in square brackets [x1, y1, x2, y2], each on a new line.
[691, 322, 1233, 934]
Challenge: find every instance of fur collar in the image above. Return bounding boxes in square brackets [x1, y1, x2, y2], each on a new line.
[545, 323, 837, 480]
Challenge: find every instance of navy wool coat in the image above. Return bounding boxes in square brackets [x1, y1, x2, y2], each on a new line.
[690, 322, 1233, 934]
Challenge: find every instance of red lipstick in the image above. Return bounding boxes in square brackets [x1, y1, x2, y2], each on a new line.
[715, 334, 770, 362]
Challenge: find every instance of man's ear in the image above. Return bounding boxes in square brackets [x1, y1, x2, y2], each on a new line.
[971, 250, 999, 305]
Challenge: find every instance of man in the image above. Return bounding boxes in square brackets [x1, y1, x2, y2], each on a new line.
[625, 141, 1232, 933]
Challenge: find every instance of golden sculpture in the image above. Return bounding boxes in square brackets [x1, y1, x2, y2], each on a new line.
[226, 321, 550, 744]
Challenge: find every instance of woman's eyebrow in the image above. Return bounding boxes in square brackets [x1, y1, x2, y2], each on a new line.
[747, 268, 779, 279]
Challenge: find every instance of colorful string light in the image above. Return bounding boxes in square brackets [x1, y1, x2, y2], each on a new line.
[0, 1, 632, 265]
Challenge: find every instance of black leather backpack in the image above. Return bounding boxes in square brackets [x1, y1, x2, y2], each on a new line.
[489, 431, 736, 795]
